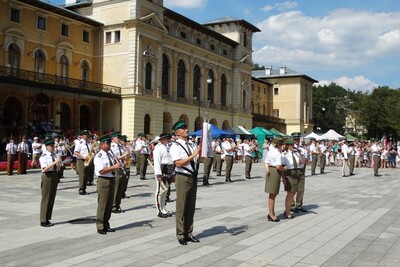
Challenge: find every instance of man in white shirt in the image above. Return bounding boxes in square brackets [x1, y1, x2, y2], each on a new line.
[6, 137, 18, 175]
[221, 135, 237, 183]
[371, 139, 382, 176]
[31, 137, 42, 168]
[17, 136, 29, 174]
[309, 138, 318, 175]
[243, 138, 256, 179]
[74, 131, 91, 195]
[341, 140, 350, 177]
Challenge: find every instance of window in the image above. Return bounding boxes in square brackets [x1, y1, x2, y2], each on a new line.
[196, 38, 201, 45]
[37, 16, 46, 30]
[207, 70, 214, 104]
[145, 62, 152, 90]
[144, 114, 151, 135]
[161, 54, 169, 95]
[210, 44, 215, 51]
[59, 55, 69, 84]
[34, 50, 46, 80]
[273, 109, 280, 118]
[193, 65, 201, 100]
[221, 74, 227, 106]
[10, 8, 20, 23]
[180, 31, 186, 39]
[81, 60, 89, 85]
[105, 30, 121, 44]
[83, 30, 90, 43]
[274, 87, 279, 95]
[243, 32, 248, 47]
[223, 49, 227, 55]
[61, 23, 69, 37]
[177, 60, 185, 98]
[8, 44, 20, 76]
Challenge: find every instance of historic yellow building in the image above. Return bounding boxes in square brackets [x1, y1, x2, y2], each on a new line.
[0, 0, 120, 138]
[68, 0, 260, 139]
[252, 67, 317, 134]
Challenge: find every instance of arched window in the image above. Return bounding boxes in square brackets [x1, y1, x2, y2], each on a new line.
[144, 114, 151, 135]
[177, 60, 185, 98]
[161, 54, 169, 95]
[3, 97, 23, 127]
[193, 65, 201, 100]
[35, 50, 46, 80]
[221, 74, 227, 106]
[207, 70, 214, 104]
[59, 55, 69, 84]
[81, 60, 89, 85]
[8, 44, 20, 76]
[145, 62, 152, 90]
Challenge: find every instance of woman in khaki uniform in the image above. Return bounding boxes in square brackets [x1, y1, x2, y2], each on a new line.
[264, 137, 286, 222]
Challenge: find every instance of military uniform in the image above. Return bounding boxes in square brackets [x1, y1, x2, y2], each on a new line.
[243, 139, 255, 179]
[318, 141, 327, 174]
[170, 120, 200, 245]
[371, 141, 382, 176]
[348, 143, 356, 175]
[212, 138, 223, 176]
[5, 140, 17, 175]
[110, 132, 127, 213]
[291, 132, 307, 212]
[221, 137, 236, 182]
[39, 139, 60, 227]
[135, 133, 150, 180]
[309, 139, 318, 175]
[17, 138, 29, 174]
[74, 131, 91, 195]
[94, 134, 116, 234]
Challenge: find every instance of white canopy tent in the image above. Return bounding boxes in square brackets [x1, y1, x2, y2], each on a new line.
[304, 132, 321, 140]
[320, 129, 344, 140]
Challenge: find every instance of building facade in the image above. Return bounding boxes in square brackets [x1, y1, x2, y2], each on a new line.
[0, 0, 121, 138]
[252, 67, 317, 134]
[68, 0, 260, 139]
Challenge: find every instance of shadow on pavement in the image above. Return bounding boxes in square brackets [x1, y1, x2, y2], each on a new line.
[197, 225, 249, 238]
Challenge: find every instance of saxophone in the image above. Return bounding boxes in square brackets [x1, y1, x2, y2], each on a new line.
[84, 140, 100, 167]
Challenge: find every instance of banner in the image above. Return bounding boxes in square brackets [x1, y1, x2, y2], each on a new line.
[201, 122, 213, 157]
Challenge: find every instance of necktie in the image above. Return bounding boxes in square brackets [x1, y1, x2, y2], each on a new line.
[85, 142, 90, 154]
[107, 152, 115, 175]
[292, 151, 298, 169]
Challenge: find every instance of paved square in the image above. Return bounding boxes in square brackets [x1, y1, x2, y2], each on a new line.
[1, 163, 399, 266]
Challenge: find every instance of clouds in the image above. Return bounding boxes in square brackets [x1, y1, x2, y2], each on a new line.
[253, 8, 400, 89]
[318, 76, 378, 92]
[164, 0, 206, 9]
[262, 1, 298, 13]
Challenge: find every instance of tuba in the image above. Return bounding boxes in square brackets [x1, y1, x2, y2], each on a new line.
[84, 140, 100, 167]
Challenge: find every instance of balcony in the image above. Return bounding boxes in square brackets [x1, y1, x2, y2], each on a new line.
[252, 113, 286, 123]
[0, 66, 121, 98]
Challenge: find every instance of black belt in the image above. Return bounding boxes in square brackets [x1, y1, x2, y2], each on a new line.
[44, 171, 56, 174]
[269, 166, 276, 168]
[176, 172, 193, 178]
[98, 176, 114, 179]
[225, 155, 234, 157]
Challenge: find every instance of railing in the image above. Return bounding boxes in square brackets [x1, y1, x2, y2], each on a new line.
[252, 113, 286, 123]
[0, 66, 121, 96]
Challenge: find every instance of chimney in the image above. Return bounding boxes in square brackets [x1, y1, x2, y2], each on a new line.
[265, 66, 272, 76]
[279, 66, 286, 75]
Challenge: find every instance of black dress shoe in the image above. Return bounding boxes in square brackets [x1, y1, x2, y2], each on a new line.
[112, 208, 124, 214]
[375, 174, 381, 177]
[79, 191, 88, 195]
[106, 228, 116, 232]
[140, 177, 147, 180]
[40, 221, 53, 227]
[157, 212, 168, 218]
[178, 238, 187, 245]
[246, 177, 252, 179]
[185, 236, 200, 243]
[122, 194, 130, 199]
[166, 198, 173, 203]
[296, 207, 307, 212]
[228, 179, 233, 183]
[267, 214, 280, 222]
[97, 229, 107, 235]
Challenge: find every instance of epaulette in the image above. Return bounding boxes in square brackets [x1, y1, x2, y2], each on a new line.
[41, 153, 46, 157]
[97, 152, 102, 158]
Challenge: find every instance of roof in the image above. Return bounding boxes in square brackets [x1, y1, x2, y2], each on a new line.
[204, 16, 261, 33]
[164, 8, 238, 47]
[252, 67, 318, 83]
[19, 0, 102, 27]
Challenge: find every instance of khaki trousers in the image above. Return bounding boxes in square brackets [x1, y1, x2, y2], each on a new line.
[225, 155, 234, 180]
[76, 159, 89, 192]
[96, 177, 115, 230]
[349, 155, 355, 174]
[203, 157, 213, 182]
[245, 155, 253, 178]
[175, 173, 197, 240]
[40, 172, 58, 223]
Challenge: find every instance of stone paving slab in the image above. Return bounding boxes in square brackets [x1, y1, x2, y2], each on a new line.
[0, 163, 400, 267]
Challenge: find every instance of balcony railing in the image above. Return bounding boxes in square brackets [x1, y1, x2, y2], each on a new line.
[0, 66, 121, 97]
[252, 113, 286, 123]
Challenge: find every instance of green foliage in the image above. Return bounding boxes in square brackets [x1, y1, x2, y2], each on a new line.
[253, 63, 265, 70]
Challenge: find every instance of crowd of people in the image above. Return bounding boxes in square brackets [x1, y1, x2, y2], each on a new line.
[2, 126, 395, 245]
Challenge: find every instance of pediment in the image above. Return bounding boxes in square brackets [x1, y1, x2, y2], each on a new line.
[240, 54, 255, 67]
[139, 13, 168, 33]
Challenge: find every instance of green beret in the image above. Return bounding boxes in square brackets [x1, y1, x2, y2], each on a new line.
[172, 120, 187, 131]
[99, 134, 111, 143]
[309, 137, 316, 141]
[111, 131, 120, 138]
[120, 135, 127, 142]
[45, 132, 53, 138]
[284, 138, 294, 145]
[291, 132, 301, 139]
[44, 138, 55, 146]
[272, 137, 284, 145]
[137, 133, 144, 137]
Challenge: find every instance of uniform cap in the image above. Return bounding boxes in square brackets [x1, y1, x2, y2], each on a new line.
[291, 132, 301, 139]
[172, 120, 188, 131]
[284, 138, 294, 145]
[81, 130, 91, 136]
[272, 137, 284, 145]
[137, 132, 145, 137]
[99, 134, 111, 143]
[111, 131, 120, 138]
[159, 132, 171, 140]
[119, 135, 127, 142]
[44, 138, 55, 145]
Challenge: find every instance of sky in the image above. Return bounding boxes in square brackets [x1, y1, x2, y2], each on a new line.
[49, 0, 400, 93]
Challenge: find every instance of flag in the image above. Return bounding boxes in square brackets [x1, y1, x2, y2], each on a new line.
[201, 122, 213, 157]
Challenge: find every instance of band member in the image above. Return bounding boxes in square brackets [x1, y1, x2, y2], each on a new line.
[243, 138, 256, 179]
[94, 134, 121, 235]
[135, 133, 150, 180]
[31, 137, 42, 168]
[74, 130, 91, 195]
[222, 135, 237, 182]
[6, 137, 17, 175]
[291, 132, 308, 213]
[348, 142, 356, 175]
[120, 135, 132, 199]
[110, 132, 128, 213]
[86, 134, 97, 186]
[309, 138, 318, 175]
[212, 137, 223, 176]
[153, 133, 175, 218]
[318, 140, 327, 174]
[39, 138, 61, 227]
[371, 139, 382, 177]
[170, 120, 200, 245]
[202, 143, 214, 186]
[17, 136, 29, 174]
